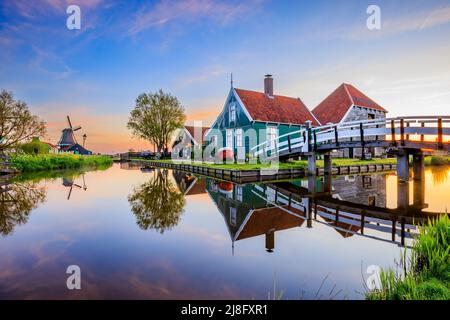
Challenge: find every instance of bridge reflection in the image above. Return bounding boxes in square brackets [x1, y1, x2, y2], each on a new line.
[201, 171, 444, 252]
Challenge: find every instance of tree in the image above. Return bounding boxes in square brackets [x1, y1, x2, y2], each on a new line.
[0, 90, 46, 152]
[19, 137, 51, 155]
[127, 89, 186, 153]
[0, 180, 47, 236]
[128, 169, 185, 233]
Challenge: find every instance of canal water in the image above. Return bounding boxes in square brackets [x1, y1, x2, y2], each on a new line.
[0, 163, 449, 299]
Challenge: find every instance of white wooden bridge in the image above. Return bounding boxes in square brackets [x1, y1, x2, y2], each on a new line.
[252, 116, 450, 182]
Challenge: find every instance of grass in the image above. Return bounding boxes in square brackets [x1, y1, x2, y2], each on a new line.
[135, 157, 397, 171]
[10, 154, 113, 173]
[424, 155, 450, 166]
[366, 215, 450, 300]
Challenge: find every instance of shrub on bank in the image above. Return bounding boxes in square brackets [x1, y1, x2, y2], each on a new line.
[10, 154, 113, 172]
[426, 156, 450, 166]
[366, 215, 450, 300]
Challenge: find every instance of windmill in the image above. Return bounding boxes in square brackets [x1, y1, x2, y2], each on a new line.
[57, 116, 82, 148]
[56, 116, 92, 155]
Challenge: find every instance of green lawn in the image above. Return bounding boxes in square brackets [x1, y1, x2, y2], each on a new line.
[135, 157, 397, 171]
[135, 155, 450, 171]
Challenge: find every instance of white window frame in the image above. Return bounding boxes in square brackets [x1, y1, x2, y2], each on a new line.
[267, 127, 278, 149]
[266, 187, 276, 203]
[226, 129, 234, 149]
[236, 186, 243, 202]
[230, 207, 237, 226]
[236, 128, 243, 147]
[229, 103, 236, 123]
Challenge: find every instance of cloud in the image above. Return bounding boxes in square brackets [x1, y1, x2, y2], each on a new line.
[344, 5, 450, 40]
[175, 65, 228, 88]
[3, 0, 105, 18]
[29, 46, 74, 79]
[129, 0, 265, 35]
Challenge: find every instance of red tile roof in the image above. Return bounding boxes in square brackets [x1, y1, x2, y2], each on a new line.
[312, 83, 387, 125]
[235, 88, 320, 126]
[237, 206, 304, 241]
[184, 126, 209, 144]
[42, 141, 58, 149]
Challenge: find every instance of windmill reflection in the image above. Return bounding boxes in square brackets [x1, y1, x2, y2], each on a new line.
[62, 174, 87, 200]
[128, 169, 185, 233]
[0, 176, 46, 236]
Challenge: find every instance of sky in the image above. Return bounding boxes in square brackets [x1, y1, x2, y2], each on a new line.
[1, 0, 449, 154]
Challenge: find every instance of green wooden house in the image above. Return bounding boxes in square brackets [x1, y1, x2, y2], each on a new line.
[204, 75, 320, 162]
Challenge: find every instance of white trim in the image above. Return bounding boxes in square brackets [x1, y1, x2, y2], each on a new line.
[233, 88, 254, 122]
[233, 209, 255, 242]
[339, 104, 356, 124]
[205, 88, 254, 138]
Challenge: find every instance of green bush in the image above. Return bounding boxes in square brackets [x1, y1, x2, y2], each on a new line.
[18, 137, 51, 155]
[10, 154, 113, 172]
[428, 156, 450, 166]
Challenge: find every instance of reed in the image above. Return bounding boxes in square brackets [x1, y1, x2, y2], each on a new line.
[10, 154, 113, 172]
[366, 215, 450, 300]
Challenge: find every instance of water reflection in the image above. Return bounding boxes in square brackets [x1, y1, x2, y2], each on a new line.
[430, 166, 449, 185]
[128, 169, 185, 233]
[63, 174, 87, 200]
[0, 178, 46, 236]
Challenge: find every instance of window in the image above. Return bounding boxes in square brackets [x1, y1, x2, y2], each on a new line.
[267, 127, 278, 148]
[211, 135, 217, 146]
[368, 113, 375, 120]
[236, 186, 243, 202]
[230, 207, 237, 226]
[229, 103, 236, 123]
[266, 187, 276, 203]
[226, 129, 233, 149]
[236, 128, 243, 147]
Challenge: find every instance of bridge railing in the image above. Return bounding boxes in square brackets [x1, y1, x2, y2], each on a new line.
[251, 116, 450, 157]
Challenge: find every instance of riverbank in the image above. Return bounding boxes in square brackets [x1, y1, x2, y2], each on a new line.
[10, 154, 113, 173]
[132, 158, 398, 183]
[135, 157, 397, 170]
[366, 215, 450, 300]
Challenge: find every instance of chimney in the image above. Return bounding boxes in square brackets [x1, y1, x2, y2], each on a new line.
[264, 74, 273, 97]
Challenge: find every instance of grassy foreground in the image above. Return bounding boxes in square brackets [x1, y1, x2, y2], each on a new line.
[366, 215, 450, 300]
[10, 154, 113, 172]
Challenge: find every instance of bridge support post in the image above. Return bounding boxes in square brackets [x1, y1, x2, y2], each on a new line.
[324, 153, 332, 175]
[397, 180, 410, 210]
[323, 153, 332, 193]
[307, 154, 316, 176]
[413, 152, 424, 182]
[308, 175, 316, 194]
[396, 150, 410, 183]
[413, 179, 425, 208]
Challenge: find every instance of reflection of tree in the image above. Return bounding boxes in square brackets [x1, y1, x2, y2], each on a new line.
[128, 169, 185, 233]
[0, 181, 46, 236]
[430, 166, 449, 186]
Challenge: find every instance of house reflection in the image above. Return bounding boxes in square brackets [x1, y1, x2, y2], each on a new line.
[173, 171, 206, 196]
[204, 171, 442, 250]
[206, 179, 305, 253]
